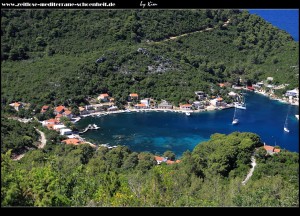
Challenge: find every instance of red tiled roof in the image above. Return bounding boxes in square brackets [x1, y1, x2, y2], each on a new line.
[64, 110, 72, 115]
[55, 105, 65, 113]
[130, 93, 139, 97]
[219, 83, 225, 87]
[14, 102, 21, 107]
[42, 105, 49, 110]
[180, 104, 192, 108]
[135, 103, 146, 107]
[217, 97, 223, 101]
[264, 145, 274, 152]
[154, 156, 165, 161]
[62, 138, 81, 145]
[166, 160, 175, 165]
[274, 148, 281, 153]
[175, 160, 181, 163]
[99, 93, 109, 98]
[55, 114, 63, 118]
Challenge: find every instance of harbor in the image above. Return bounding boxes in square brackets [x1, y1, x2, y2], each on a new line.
[76, 91, 299, 156]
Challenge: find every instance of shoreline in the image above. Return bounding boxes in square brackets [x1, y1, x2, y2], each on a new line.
[250, 89, 299, 106]
[80, 105, 234, 119]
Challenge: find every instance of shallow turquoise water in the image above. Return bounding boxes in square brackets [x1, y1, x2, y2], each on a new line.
[76, 91, 299, 157]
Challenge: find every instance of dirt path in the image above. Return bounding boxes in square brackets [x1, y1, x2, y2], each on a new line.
[36, 129, 46, 149]
[151, 19, 230, 44]
[242, 156, 257, 185]
[12, 128, 46, 161]
[12, 154, 25, 161]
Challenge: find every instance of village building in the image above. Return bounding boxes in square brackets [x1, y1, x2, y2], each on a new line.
[140, 98, 150, 108]
[192, 101, 204, 110]
[285, 89, 299, 97]
[195, 91, 206, 100]
[154, 156, 181, 165]
[54, 105, 65, 115]
[129, 93, 139, 101]
[158, 101, 173, 109]
[79, 106, 89, 115]
[55, 114, 63, 123]
[42, 118, 57, 126]
[107, 106, 118, 111]
[62, 138, 81, 145]
[9, 102, 23, 111]
[60, 128, 73, 136]
[134, 103, 147, 109]
[180, 104, 192, 110]
[97, 93, 110, 102]
[62, 110, 73, 119]
[263, 144, 281, 155]
[41, 105, 49, 113]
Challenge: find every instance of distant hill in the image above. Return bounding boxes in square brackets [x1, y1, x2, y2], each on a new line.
[1, 9, 298, 106]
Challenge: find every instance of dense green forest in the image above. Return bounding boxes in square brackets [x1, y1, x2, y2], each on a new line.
[1, 118, 39, 155]
[1, 131, 298, 206]
[1, 9, 299, 207]
[1, 9, 299, 107]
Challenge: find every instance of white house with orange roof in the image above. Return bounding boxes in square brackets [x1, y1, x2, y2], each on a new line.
[62, 110, 73, 119]
[41, 105, 50, 113]
[180, 104, 192, 110]
[55, 114, 63, 123]
[97, 93, 110, 102]
[140, 99, 150, 108]
[42, 118, 57, 126]
[210, 97, 224, 107]
[62, 138, 81, 145]
[154, 156, 181, 165]
[54, 105, 65, 115]
[263, 144, 281, 155]
[129, 93, 139, 101]
[134, 103, 147, 109]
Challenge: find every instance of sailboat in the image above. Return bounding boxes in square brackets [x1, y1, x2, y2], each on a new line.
[185, 112, 191, 116]
[232, 106, 239, 125]
[235, 91, 246, 110]
[284, 106, 290, 133]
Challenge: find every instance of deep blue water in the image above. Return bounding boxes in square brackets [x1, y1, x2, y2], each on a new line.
[76, 92, 299, 157]
[248, 9, 299, 41]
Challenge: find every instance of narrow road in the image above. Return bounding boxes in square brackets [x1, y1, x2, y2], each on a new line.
[242, 156, 257, 185]
[151, 19, 230, 44]
[36, 128, 46, 149]
[12, 128, 46, 161]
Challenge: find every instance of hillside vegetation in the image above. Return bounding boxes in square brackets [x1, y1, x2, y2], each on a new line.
[1, 9, 299, 107]
[1, 131, 298, 206]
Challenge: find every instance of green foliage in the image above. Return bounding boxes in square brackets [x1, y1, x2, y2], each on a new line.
[1, 9, 299, 207]
[1, 10, 298, 107]
[163, 150, 176, 161]
[1, 118, 39, 154]
[1, 132, 298, 207]
[192, 132, 262, 178]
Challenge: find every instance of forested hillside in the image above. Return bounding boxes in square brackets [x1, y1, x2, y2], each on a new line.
[1, 9, 299, 207]
[1, 131, 298, 206]
[1, 9, 299, 107]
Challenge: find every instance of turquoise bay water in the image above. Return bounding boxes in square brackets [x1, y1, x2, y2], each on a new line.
[76, 92, 299, 157]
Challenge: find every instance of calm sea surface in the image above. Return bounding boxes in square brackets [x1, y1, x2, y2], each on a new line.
[76, 92, 299, 157]
[248, 9, 299, 41]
